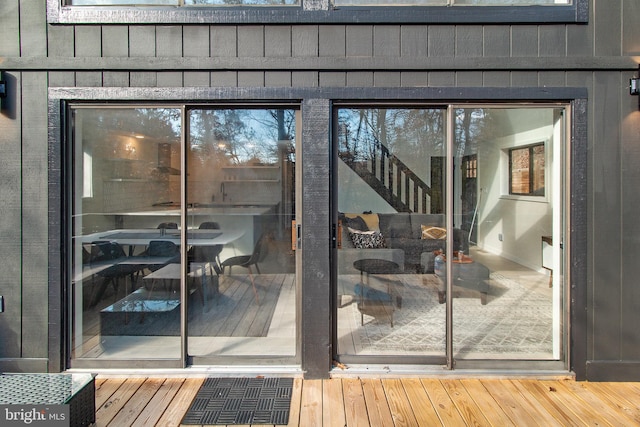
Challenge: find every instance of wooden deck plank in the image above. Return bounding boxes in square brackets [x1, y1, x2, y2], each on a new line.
[95, 378, 123, 410]
[399, 378, 441, 426]
[539, 380, 614, 427]
[515, 380, 586, 427]
[551, 380, 622, 427]
[154, 377, 203, 427]
[286, 378, 304, 427]
[420, 379, 467, 426]
[381, 378, 419, 427]
[108, 378, 165, 426]
[589, 382, 640, 424]
[88, 376, 640, 427]
[130, 378, 185, 427]
[459, 379, 515, 426]
[299, 379, 323, 427]
[361, 379, 394, 427]
[95, 378, 145, 426]
[441, 379, 492, 427]
[322, 378, 346, 427]
[342, 378, 370, 427]
[477, 380, 539, 427]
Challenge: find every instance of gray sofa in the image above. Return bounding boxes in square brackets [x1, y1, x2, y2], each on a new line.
[338, 212, 469, 274]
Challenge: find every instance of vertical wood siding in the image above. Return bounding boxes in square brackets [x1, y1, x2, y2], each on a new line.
[1, 0, 640, 377]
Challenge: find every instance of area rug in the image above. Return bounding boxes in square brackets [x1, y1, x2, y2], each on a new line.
[181, 377, 293, 425]
[343, 273, 554, 358]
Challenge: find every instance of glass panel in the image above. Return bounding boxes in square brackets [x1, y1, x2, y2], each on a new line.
[69, 0, 179, 5]
[454, 0, 569, 4]
[452, 107, 562, 360]
[185, 0, 299, 4]
[70, 107, 183, 360]
[186, 108, 297, 359]
[336, 107, 447, 358]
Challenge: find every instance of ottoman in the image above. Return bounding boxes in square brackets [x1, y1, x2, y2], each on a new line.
[421, 251, 490, 305]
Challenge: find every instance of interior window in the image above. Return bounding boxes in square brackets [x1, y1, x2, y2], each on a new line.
[509, 143, 545, 196]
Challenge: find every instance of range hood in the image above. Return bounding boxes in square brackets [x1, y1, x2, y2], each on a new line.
[156, 143, 180, 175]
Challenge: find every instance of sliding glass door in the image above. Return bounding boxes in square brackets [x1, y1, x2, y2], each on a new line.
[334, 104, 566, 367]
[68, 104, 299, 367]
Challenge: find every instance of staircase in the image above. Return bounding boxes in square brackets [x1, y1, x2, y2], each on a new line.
[339, 141, 432, 213]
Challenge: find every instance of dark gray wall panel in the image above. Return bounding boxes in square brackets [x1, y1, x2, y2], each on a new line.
[591, 71, 622, 360]
[374, 72, 400, 87]
[456, 71, 483, 87]
[130, 72, 156, 87]
[75, 26, 101, 57]
[292, 26, 318, 57]
[157, 71, 183, 86]
[511, 26, 538, 57]
[483, 25, 510, 57]
[21, 72, 48, 358]
[48, 72, 75, 87]
[102, 25, 129, 57]
[183, 26, 210, 57]
[511, 71, 539, 87]
[429, 71, 455, 86]
[0, 71, 22, 359]
[237, 26, 264, 57]
[210, 71, 237, 87]
[156, 26, 183, 57]
[237, 71, 264, 86]
[401, 71, 428, 87]
[623, 0, 640, 55]
[594, 0, 621, 56]
[75, 72, 102, 87]
[48, 25, 74, 58]
[539, 25, 566, 57]
[456, 25, 483, 58]
[373, 25, 400, 57]
[211, 26, 237, 57]
[347, 72, 373, 87]
[539, 71, 566, 87]
[129, 26, 156, 57]
[265, 26, 291, 57]
[620, 78, 640, 359]
[319, 72, 346, 86]
[483, 71, 510, 87]
[0, 1, 19, 56]
[347, 26, 373, 57]
[184, 71, 210, 87]
[20, 0, 47, 57]
[319, 26, 345, 57]
[264, 71, 291, 87]
[401, 26, 428, 57]
[292, 72, 318, 87]
[104, 71, 130, 87]
[567, 23, 593, 57]
[428, 26, 455, 57]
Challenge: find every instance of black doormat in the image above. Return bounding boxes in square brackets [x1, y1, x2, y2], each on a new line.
[181, 377, 293, 425]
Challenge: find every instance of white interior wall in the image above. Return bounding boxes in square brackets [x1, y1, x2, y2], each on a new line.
[476, 116, 554, 271]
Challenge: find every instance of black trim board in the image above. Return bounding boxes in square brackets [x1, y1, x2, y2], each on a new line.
[48, 0, 588, 24]
[586, 362, 640, 382]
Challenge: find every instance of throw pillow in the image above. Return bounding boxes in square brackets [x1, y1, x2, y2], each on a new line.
[348, 228, 387, 249]
[344, 215, 369, 231]
[421, 225, 447, 240]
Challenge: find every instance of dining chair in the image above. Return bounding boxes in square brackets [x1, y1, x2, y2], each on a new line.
[188, 221, 223, 275]
[220, 231, 272, 304]
[88, 241, 143, 308]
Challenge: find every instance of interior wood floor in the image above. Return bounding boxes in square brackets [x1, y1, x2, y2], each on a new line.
[94, 375, 640, 426]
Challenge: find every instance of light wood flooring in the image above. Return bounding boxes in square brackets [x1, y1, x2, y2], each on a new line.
[94, 375, 640, 426]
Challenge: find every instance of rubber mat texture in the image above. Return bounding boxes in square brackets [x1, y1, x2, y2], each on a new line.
[181, 377, 293, 425]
